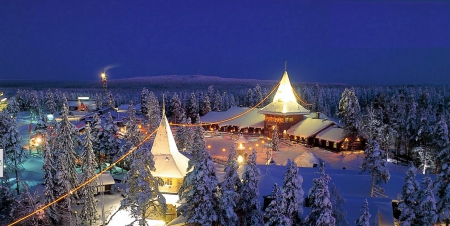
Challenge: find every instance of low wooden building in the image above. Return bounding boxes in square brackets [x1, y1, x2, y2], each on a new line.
[315, 126, 365, 151]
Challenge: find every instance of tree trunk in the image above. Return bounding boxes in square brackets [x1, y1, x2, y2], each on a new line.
[370, 177, 374, 197]
[14, 148, 20, 195]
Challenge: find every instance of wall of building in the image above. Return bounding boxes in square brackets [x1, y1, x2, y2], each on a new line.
[159, 177, 183, 194]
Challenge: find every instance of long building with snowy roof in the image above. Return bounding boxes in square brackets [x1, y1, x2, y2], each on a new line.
[201, 69, 363, 151]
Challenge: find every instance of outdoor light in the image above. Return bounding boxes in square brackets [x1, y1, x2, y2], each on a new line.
[207, 145, 211, 149]
[46, 114, 54, 121]
[101, 72, 106, 79]
[255, 144, 259, 147]
[237, 155, 243, 164]
[36, 137, 42, 144]
[222, 148, 226, 152]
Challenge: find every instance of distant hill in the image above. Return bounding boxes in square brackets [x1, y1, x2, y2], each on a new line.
[0, 75, 280, 91]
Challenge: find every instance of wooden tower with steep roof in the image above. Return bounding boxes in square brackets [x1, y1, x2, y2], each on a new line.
[259, 69, 310, 137]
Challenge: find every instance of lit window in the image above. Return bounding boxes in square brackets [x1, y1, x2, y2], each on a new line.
[326, 141, 329, 147]
[333, 143, 337, 149]
[165, 178, 173, 186]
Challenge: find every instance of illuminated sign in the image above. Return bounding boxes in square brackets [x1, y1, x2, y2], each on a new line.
[265, 116, 284, 123]
[78, 97, 90, 100]
[0, 149, 3, 178]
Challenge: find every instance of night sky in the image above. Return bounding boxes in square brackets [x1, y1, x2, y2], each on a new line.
[0, 0, 449, 85]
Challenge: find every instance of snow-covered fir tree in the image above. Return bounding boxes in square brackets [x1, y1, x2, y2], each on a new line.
[355, 199, 371, 226]
[0, 109, 28, 195]
[169, 92, 184, 123]
[178, 145, 219, 225]
[126, 100, 137, 127]
[246, 88, 254, 107]
[101, 112, 120, 171]
[122, 146, 167, 224]
[330, 183, 349, 226]
[201, 95, 211, 116]
[397, 163, 419, 226]
[338, 88, 361, 143]
[95, 93, 103, 110]
[416, 173, 438, 226]
[213, 90, 223, 111]
[120, 109, 141, 170]
[80, 125, 98, 225]
[281, 159, 304, 225]
[271, 125, 280, 153]
[218, 145, 241, 226]
[187, 92, 199, 122]
[175, 116, 193, 153]
[107, 92, 115, 108]
[414, 108, 436, 173]
[305, 163, 335, 226]
[254, 84, 263, 106]
[90, 113, 104, 167]
[434, 162, 450, 223]
[237, 149, 264, 226]
[0, 181, 15, 224]
[10, 184, 51, 226]
[146, 91, 160, 131]
[187, 114, 207, 164]
[140, 87, 149, 115]
[433, 114, 449, 167]
[265, 183, 291, 226]
[41, 128, 58, 223]
[45, 89, 56, 114]
[29, 90, 40, 117]
[51, 96, 80, 223]
[6, 96, 20, 118]
[360, 140, 390, 197]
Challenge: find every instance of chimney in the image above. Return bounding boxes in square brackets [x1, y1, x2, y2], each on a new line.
[316, 112, 320, 119]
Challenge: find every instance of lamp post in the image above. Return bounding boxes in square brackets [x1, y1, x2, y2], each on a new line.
[100, 174, 105, 226]
[234, 133, 248, 163]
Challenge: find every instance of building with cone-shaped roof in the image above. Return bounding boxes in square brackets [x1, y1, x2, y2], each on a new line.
[151, 114, 189, 179]
[150, 107, 190, 222]
[259, 70, 310, 136]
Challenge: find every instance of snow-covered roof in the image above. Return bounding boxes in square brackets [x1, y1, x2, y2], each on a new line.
[259, 71, 310, 115]
[201, 107, 265, 128]
[167, 215, 188, 226]
[294, 152, 320, 167]
[286, 118, 335, 138]
[97, 173, 115, 185]
[78, 173, 115, 185]
[258, 101, 310, 115]
[315, 126, 345, 143]
[151, 114, 189, 179]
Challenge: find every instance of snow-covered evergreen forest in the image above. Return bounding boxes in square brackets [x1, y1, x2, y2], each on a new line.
[1, 75, 450, 225]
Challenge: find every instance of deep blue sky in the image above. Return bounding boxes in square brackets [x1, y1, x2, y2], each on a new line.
[0, 0, 449, 85]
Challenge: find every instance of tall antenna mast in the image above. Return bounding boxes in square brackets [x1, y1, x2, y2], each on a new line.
[285, 61, 287, 71]
[101, 70, 107, 96]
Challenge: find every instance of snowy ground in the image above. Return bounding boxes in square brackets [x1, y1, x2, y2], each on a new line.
[205, 135, 409, 173]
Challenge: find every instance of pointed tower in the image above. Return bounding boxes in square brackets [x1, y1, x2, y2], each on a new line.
[150, 98, 189, 202]
[259, 70, 310, 137]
